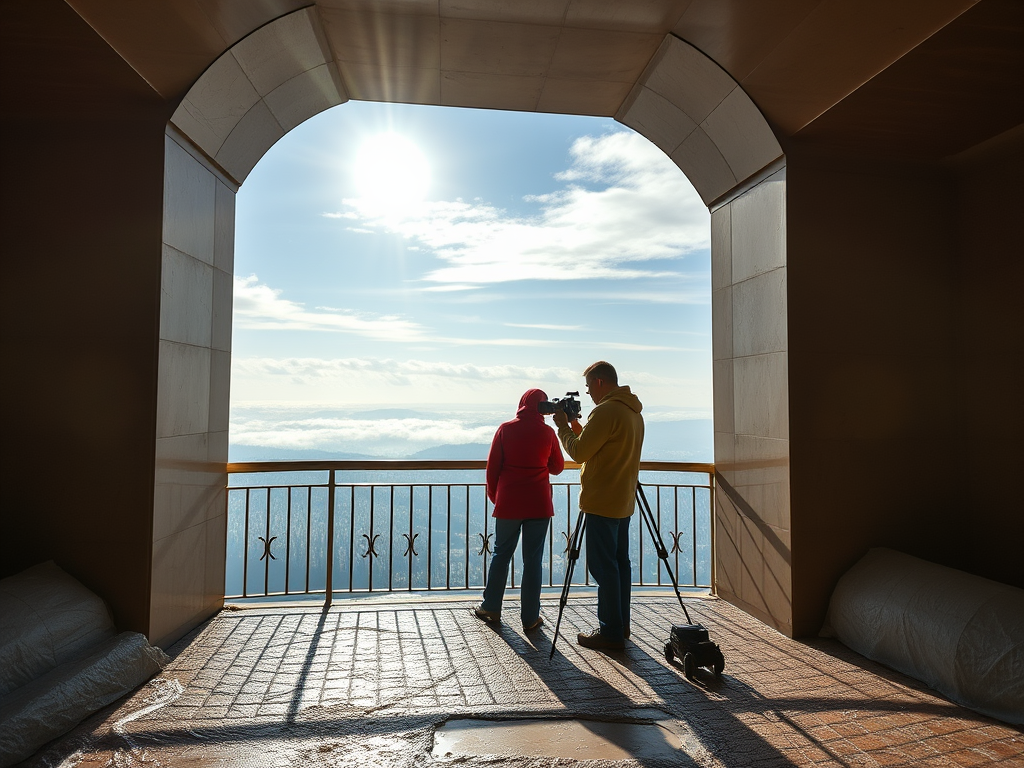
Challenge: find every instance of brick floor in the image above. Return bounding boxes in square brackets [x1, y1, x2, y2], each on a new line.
[20, 595, 1024, 767]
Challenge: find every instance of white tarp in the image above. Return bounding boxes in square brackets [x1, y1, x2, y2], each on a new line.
[0, 632, 168, 766]
[0, 562, 168, 766]
[0, 561, 115, 695]
[822, 548, 1024, 724]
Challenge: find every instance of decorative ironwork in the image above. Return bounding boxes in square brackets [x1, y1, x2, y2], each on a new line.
[402, 532, 419, 557]
[258, 536, 277, 561]
[669, 531, 684, 554]
[478, 532, 493, 556]
[361, 533, 381, 559]
[225, 463, 714, 600]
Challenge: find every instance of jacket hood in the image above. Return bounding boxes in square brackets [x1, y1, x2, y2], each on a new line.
[602, 385, 643, 413]
[517, 388, 548, 420]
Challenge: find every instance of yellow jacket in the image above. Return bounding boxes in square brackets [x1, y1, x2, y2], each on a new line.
[557, 386, 644, 518]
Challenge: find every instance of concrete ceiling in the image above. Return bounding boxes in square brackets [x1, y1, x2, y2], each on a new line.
[8, 0, 1023, 161]
[792, 0, 1024, 159]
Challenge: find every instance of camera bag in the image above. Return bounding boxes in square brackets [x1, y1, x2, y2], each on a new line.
[671, 623, 710, 645]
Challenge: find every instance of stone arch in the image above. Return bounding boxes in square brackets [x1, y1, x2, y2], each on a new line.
[618, 36, 783, 206]
[166, 8, 782, 199]
[154, 7, 790, 644]
[169, 7, 346, 185]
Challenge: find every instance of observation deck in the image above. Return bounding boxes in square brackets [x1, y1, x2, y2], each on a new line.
[24, 594, 1022, 767]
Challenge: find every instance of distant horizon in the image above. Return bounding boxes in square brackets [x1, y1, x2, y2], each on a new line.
[229, 400, 713, 463]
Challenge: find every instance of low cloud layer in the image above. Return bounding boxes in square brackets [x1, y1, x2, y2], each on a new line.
[229, 402, 713, 459]
[232, 410, 498, 456]
[231, 356, 712, 413]
[327, 130, 709, 285]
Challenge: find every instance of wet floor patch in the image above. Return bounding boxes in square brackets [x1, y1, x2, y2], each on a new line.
[432, 716, 686, 762]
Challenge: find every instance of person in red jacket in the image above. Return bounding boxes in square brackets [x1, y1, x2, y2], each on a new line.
[474, 388, 565, 631]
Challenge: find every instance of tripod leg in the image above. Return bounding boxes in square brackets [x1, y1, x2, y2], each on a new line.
[550, 509, 587, 659]
[636, 484, 692, 626]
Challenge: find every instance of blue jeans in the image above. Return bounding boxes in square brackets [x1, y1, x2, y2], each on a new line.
[585, 514, 631, 641]
[481, 516, 550, 624]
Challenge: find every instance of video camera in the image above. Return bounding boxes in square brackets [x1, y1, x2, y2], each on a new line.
[537, 392, 582, 421]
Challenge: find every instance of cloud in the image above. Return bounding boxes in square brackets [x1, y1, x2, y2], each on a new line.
[505, 322, 585, 331]
[232, 280, 690, 350]
[228, 402, 712, 457]
[230, 358, 588, 415]
[407, 285, 710, 305]
[231, 357, 712, 413]
[418, 284, 480, 292]
[234, 357, 581, 386]
[233, 275, 427, 342]
[326, 130, 709, 285]
[602, 341, 702, 352]
[231, 412, 498, 455]
[557, 285, 710, 305]
[233, 356, 707, 396]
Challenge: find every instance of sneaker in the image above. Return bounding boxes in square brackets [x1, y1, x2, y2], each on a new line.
[473, 604, 501, 623]
[523, 616, 544, 632]
[577, 629, 625, 650]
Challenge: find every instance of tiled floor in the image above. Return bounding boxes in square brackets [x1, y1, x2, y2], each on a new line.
[22, 595, 1024, 767]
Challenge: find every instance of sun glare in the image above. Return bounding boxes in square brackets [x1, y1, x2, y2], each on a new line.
[353, 132, 430, 213]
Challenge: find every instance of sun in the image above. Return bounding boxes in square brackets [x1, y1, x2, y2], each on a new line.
[353, 132, 430, 213]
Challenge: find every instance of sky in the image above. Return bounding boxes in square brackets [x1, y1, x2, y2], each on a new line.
[231, 101, 712, 458]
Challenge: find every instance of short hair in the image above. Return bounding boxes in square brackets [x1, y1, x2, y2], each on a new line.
[583, 361, 618, 386]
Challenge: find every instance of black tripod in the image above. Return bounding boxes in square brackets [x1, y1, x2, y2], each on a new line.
[549, 483, 693, 658]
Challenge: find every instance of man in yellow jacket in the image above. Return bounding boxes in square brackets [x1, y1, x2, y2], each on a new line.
[553, 361, 644, 650]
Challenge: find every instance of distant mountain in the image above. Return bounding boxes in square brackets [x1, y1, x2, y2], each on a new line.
[398, 420, 712, 462]
[229, 418, 713, 463]
[228, 445, 378, 462]
[408, 443, 491, 460]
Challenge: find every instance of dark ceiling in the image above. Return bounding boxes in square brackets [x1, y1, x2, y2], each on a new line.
[2, 0, 1021, 163]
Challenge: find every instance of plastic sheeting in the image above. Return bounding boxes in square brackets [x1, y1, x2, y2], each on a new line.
[822, 548, 1024, 724]
[0, 561, 115, 696]
[0, 632, 168, 766]
[0, 563, 169, 767]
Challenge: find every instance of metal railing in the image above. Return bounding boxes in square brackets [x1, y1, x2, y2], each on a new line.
[225, 460, 714, 602]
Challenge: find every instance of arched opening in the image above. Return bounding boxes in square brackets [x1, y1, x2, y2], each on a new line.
[224, 101, 718, 603]
[230, 102, 713, 460]
[155, 7, 787, 645]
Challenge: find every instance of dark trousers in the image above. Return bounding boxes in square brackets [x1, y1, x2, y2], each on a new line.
[481, 516, 550, 624]
[585, 513, 631, 641]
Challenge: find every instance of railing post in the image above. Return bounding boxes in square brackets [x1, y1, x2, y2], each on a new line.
[709, 469, 717, 595]
[325, 468, 336, 607]
[243, 489, 251, 598]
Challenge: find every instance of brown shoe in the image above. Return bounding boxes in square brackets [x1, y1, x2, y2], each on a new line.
[473, 605, 501, 623]
[577, 630, 625, 650]
[523, 616, 544, 632]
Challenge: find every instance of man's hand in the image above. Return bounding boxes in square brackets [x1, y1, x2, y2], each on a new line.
[552, 410, 568, 429]
[570, 419, 582, 436]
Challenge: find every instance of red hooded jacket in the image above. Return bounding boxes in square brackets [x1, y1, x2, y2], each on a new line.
[486, 389, 565, 519]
